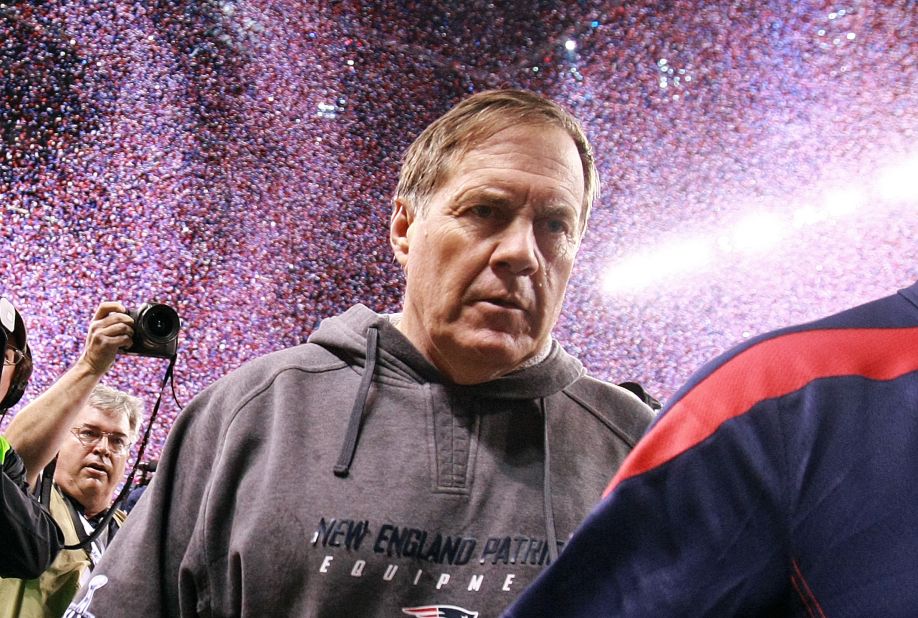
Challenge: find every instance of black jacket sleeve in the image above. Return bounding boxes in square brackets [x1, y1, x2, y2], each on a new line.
[0, 445, 64, 579]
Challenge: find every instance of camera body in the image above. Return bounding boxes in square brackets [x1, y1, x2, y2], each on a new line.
[122, 303, 180, 358]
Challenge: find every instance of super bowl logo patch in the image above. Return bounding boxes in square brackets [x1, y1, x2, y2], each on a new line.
[63, 574, 108, 618]
[402, 605, 479, 618]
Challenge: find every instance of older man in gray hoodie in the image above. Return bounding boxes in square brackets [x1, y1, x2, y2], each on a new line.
[69, 89, 654, 618]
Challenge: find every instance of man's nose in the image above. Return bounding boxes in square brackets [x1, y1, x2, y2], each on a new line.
[93, 436, 113, 455]
[492, 219, 539, 276]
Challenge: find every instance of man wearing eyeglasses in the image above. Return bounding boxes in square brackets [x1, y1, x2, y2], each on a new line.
[0, 296, 63, 581]
[0, 302, 144, 618]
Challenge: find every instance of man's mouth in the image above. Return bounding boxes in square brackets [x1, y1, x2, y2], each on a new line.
[84, 462, 109, 477]
[479, 297, 526, 311]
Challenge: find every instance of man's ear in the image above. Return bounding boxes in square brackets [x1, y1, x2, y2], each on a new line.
[390, 198, 414, 268]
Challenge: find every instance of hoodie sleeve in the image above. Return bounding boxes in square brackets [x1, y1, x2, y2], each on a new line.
[65, 377, 232, 616]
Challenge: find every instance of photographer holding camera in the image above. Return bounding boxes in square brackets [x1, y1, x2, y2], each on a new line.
[0, 302, 146, 618]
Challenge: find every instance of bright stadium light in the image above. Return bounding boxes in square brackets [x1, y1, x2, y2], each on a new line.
[877, 155, 918, 203]
[602, 237, 714, 294]
[822, 187, 864, 218]
[792, 204, 823, 228]
[602, 154, 915, 295]
[731, 212, 785, 253]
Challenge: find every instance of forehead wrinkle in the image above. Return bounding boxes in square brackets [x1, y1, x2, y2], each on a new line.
[465, 126, 584, 185]
[464, 148, 581, 185]
[501, 166, 579, 209]
[452, 170, 581, 211]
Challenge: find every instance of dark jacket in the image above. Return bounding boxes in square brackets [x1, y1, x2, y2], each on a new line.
[0, 436, 63, 580]
[507, 281, 918, 617]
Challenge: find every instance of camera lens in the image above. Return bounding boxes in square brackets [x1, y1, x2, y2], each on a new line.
[140, 305, 180, 343]
[149, 314, 170, 337]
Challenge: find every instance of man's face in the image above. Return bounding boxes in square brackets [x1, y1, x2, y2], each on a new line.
[54, 405, 131, 518]
[392, 123, 585, 384]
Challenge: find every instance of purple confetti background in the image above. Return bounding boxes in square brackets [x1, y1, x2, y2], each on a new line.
[1, 1, 916, 466]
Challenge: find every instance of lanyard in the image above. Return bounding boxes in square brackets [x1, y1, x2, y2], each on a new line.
[63, 492, 115, 568]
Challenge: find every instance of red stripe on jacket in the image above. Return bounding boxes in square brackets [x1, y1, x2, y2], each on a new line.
[604, 327, 918, 497]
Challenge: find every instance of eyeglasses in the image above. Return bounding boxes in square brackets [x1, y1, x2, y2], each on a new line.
[70, 425, 132, 455]
[3, 347, 25, 367]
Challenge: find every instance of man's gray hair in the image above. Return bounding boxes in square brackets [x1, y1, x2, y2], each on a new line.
[88, 384, 144, 441]
[395, 89, 600, 237]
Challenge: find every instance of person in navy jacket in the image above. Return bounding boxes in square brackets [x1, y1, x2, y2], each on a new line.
[506, 280, 918, 617]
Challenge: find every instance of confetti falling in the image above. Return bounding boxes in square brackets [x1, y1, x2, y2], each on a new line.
[1, 1, 916, 465]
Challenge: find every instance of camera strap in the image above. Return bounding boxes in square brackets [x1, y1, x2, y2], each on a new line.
[39, 456, 56, 507]
[61, 354, 177, 551]
[63, 492, 117, 568]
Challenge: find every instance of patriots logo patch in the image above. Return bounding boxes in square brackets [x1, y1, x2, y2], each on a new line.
[402, 605, 479, 618]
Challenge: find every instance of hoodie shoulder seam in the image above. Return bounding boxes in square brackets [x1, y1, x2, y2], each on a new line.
[560, 384, 651, 448]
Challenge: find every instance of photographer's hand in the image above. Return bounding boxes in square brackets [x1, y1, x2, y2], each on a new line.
[5, 301, 134, 487]
[76, 302, 135, 376]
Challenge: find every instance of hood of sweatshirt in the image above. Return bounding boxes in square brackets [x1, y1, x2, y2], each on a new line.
[307, 304, 585, 400]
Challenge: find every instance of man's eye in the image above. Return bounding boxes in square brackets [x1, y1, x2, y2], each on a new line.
[470, 205, 494, 218]
[80, 429, 101, 440]
[111, 438, 127, 450]
[545, 219, 569, 234]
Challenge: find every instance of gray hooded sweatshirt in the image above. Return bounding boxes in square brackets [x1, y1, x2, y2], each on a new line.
[68, 305, 653, 617]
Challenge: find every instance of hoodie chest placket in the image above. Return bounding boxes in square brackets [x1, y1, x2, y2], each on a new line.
[426, 384, 481, 494]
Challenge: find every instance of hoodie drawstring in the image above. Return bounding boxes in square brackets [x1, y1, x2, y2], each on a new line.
[334, 326, 379, 478]
[333, 327, 561, 565]
[541, 397, 560, 564]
